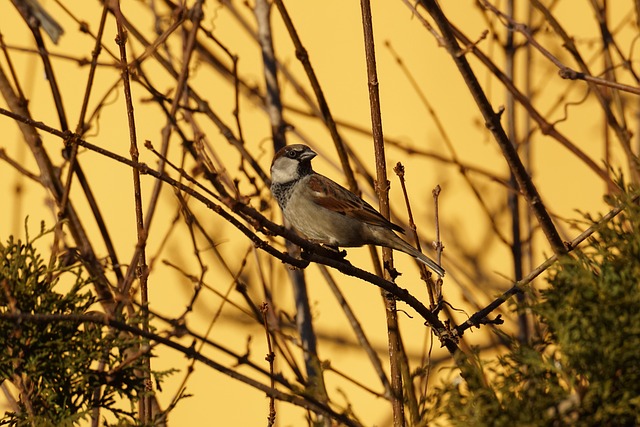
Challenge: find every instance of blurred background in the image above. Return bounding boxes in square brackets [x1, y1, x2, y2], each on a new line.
[0, 0, 638, 425]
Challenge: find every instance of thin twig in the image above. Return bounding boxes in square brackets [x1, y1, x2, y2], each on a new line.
[261, 303, 277, 427]
[112, 2, 153, 421]
[359, 1, 408, 424]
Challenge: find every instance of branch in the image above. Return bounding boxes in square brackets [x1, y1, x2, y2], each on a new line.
[455, 192, 639, 336]
[0, 312, 361, 427]
[0, 109, 463, 350]
[417, 0, 567, 255]
[360, 1, 412, 424]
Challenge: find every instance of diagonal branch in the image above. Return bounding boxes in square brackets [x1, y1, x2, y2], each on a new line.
[455, 191, 640, 336]
[417, 0, 568, 256]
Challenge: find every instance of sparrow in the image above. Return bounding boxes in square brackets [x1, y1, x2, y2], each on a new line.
[270, 144, 445, 277]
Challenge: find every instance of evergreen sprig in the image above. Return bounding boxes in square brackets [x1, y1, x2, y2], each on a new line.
[0, 225, 148, 426]
[427, 191, 640, 426]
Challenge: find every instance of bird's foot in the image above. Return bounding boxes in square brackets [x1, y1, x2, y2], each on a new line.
[320, 245, 347, 259]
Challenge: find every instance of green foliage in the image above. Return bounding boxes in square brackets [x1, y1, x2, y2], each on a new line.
[0, 225, 147, 426]
[428, 193, 640, 426]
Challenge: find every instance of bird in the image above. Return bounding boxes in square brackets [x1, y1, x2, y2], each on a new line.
[270, 144, 445, 277]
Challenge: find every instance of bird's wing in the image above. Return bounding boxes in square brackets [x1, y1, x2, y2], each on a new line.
[307, 174, 405, 233]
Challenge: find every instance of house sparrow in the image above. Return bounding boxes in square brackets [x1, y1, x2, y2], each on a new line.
[270, 144, 445, 277]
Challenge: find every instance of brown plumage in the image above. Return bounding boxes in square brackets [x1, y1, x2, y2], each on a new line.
[270, 144, 444, 276]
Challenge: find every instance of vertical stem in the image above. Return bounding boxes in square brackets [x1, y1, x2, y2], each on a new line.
[84, 9, 118, 411]
[523, 2, 532, 270]
[504, 0, 528, 343]
[359, 1, 407, 425]
[261, 303, 277, 426]
[254, 1, 329, 425]
[113, 2, 152, 421]
[257, 0, 286, 150]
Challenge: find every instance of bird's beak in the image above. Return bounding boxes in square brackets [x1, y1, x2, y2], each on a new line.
[300, 149, 317, 161]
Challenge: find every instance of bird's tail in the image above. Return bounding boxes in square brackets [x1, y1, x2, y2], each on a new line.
[389, 235, 445, 277]
[414, 251, 445, 277]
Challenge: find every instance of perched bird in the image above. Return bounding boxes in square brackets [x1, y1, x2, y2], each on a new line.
[270, 144, 445, 276]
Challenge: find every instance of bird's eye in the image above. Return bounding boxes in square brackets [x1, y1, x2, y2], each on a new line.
[286, 150, 297, 159]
